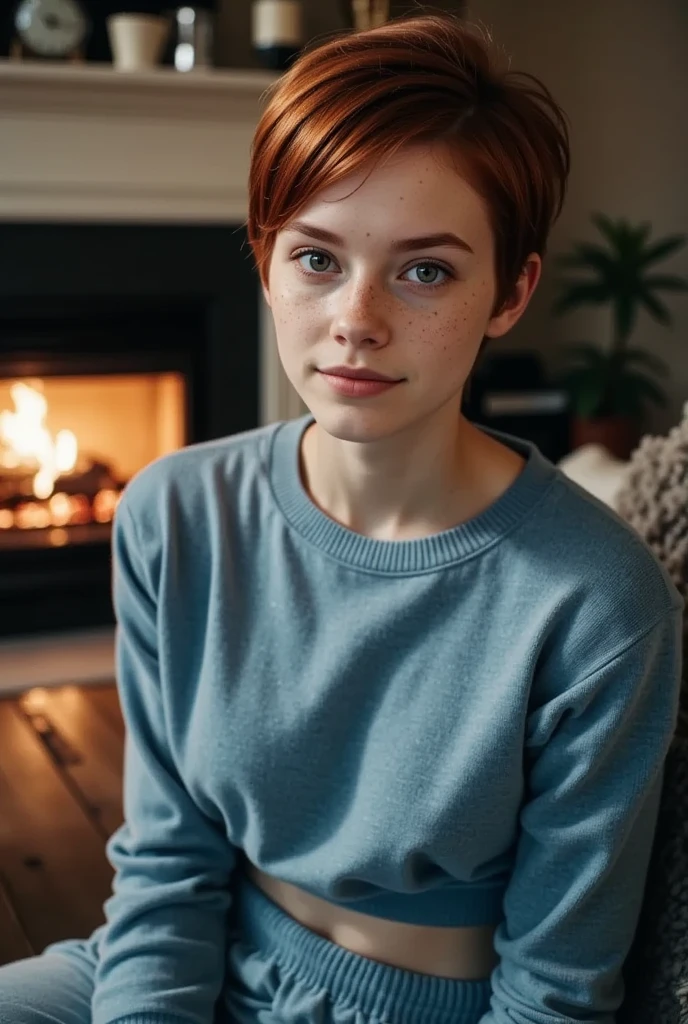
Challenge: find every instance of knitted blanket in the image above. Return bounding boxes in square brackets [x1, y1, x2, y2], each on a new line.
[619, 737, 688, 1023]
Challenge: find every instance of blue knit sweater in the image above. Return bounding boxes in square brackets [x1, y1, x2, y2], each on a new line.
[94, 415, 683, 1024]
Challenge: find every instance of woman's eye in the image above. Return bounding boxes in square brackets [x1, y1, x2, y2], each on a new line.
[405, 263, 450, 286]
[295, 250, 334, 274]
[291, 251, 451, 286]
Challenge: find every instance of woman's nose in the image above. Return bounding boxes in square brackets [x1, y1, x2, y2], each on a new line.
[329, 280, 391, 349]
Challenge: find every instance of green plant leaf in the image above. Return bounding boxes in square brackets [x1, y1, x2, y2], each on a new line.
[638, 288, 673, 325]
[639, 234, 687, 266]
[552, 216, 686, 364]
[561, 342, 607, 368]
[591, 212, 624, 250]
[596, 215, 641, 262]
[614, 291, 636, 344]
[622, 348, 669, 376]
[609, 378, 644, 417]
[552, 281, 611, 315]
[633, 222, 653, 248]
[642, 274, 688, 292]
[620, 371, 668, 408]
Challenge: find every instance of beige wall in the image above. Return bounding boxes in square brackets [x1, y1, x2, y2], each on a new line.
[466, 0, 688, 433]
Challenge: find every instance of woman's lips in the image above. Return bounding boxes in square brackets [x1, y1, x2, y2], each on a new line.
[318, 372, 402, 398]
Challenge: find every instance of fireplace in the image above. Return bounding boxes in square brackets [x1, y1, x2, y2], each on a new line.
[0, 222, 259, 639]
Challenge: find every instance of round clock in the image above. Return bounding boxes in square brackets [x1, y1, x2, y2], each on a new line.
[12, 0, 89, 61]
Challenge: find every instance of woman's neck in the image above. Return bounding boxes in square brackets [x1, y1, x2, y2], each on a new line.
[299, 412, 525, 542]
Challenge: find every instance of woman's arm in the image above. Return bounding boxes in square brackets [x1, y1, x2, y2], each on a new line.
[479, 607, 683, 1024]
[92, 498, 235, 1024]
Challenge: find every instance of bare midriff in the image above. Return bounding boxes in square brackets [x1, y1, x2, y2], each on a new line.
[246, 862, 499, 980]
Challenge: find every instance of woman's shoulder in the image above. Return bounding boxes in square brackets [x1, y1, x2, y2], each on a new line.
[521, 461, 683, 683]
[481, 427, 678, 618]
[485, 426, 680, 623]
[115, 419, 284, 540]
[543, 465, 679, 602]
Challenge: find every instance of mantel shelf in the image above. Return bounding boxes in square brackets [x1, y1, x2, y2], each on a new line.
[0, 59, 278, 118]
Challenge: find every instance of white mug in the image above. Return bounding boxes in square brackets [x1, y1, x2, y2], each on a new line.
[252, 0, 303, 49]
[107, 13, 171, 72]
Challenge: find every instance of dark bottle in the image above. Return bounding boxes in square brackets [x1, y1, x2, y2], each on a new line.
[252, 0, 303, 71]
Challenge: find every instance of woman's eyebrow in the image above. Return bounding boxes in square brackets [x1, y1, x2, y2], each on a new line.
[287, 220, 474, 255]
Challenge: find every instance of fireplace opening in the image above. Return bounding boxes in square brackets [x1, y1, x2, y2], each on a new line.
[0, 222, 261, 641]
[1, 369, 187, 551]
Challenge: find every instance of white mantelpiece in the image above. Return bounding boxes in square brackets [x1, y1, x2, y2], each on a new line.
[0, 58, 305, 427]
[0, 60, 304, 691]
[0, 59, 274, 223]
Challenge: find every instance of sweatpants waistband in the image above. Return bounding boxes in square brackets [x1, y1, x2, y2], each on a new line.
[233, 874, 493, 1024]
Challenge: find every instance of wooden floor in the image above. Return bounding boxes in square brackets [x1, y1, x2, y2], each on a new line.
[0, 683, 124, 966]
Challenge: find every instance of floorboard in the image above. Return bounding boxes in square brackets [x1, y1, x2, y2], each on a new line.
[0, 684, 122, 964]
[88, 684, 125, 741]
[18, 686, 124, 839]
[0, 871, 33, 964]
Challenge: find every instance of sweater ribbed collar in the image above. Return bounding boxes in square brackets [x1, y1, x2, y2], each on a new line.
[269, 415, 556, 574]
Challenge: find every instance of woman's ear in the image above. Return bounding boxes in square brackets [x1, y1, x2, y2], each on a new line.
[484, 254, 542, 340]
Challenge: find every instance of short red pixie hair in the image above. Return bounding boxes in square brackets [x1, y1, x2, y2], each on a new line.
[247, 13, 570, 315]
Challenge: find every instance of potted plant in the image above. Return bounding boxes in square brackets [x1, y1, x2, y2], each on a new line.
[552, 213, 687, 458]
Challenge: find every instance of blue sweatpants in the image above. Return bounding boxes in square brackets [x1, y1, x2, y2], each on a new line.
[0, 875, 493, 1023]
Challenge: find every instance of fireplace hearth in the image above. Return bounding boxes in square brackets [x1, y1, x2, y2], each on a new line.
[0, 222, 259, 639]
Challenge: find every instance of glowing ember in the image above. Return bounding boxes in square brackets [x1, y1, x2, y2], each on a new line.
[0, 379, 123, 534]
[0, 381, 78, 499]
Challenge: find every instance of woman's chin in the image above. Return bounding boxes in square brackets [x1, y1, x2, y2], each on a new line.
[304, 398, 409, 446]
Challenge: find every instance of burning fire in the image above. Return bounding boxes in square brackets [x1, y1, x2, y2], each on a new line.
[0, 380, 121, 533]
[0, 381, 78, 498]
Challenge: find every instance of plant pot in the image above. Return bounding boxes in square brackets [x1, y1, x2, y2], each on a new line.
[571, 415, 640, 460]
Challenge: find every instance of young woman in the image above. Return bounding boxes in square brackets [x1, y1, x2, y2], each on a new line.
[0, 13, 682, 1024]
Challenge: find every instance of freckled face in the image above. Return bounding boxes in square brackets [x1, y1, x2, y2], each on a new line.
[264, 143, 502, 444]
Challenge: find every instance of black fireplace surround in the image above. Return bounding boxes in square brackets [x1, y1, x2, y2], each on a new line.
[0, 222, 260, 639]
